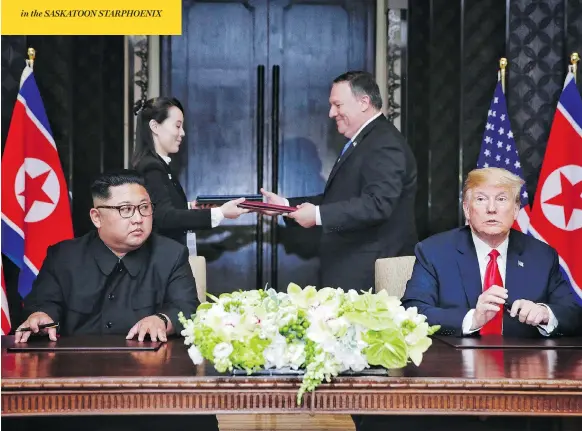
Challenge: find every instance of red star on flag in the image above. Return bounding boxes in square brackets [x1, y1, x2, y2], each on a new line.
[543, 172, 582, 226]
[19, 170, 54, 212]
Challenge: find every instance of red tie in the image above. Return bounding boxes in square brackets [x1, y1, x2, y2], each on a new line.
[480, 249, 503, 335]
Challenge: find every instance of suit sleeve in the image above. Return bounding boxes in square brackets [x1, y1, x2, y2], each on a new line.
[544, 250, 582, 336]
[285, 194, 324, 227]
[157, 246, 200, 333]
[318, 136, 405, 233]
[288, 194, 324, 207]
[142, 165, 212, 231]
[22, 246, 64, 324]
[401, 242, 468, 336]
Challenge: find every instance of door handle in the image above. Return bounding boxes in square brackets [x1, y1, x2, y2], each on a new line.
[270, 65, 280, 288]
[256, 64, 265, 286]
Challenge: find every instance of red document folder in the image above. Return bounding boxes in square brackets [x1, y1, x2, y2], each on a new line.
[237, 201, 298, 213]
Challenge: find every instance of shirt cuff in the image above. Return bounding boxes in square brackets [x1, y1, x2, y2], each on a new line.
[211, 207, 224, 228]
[536, 303, 558, 336]
[315, 206, 322, 226]
[462, 309, 481, 335]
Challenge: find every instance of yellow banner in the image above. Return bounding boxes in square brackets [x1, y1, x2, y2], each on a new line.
[1, 0, 182, 35]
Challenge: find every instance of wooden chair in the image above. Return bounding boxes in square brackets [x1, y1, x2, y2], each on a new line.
[374, 256, 416, 299]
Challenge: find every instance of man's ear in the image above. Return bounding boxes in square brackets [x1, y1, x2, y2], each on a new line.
[90, 208, 102, 229]
[359, 94, 371, 112]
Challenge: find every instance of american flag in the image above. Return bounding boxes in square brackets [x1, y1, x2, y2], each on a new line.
[477, 79, 531, 232]
[1, 261, 10, 335]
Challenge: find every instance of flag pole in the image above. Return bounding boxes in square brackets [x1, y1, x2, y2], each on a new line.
[571, 52, 579, 82]
[26, 47, 35, 70]
[499, 57, 507, 94]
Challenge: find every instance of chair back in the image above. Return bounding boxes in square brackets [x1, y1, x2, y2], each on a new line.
[188, 255, 207, 303]
[374, 256, 416, 299]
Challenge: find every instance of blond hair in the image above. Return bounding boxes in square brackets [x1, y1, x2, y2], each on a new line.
[463, 167, 524, 204]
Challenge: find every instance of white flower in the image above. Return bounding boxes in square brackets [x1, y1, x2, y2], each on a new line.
[327, 316, 349, 336]
[264, 334, 288, 369]
[346, 289, 359, 302]
[187, 345, 204, 364]
[179, 283, 438, 405]
[180, 320, 196, 345]
[287, 342, 306, 370]
[213, 342, 234, 359]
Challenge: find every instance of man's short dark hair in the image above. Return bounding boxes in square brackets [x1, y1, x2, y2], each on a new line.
[333, 71, 382, 110]
[91, 169, 146, 201]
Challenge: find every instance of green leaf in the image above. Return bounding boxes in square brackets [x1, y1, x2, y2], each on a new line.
[197, 303, 213, 312]
[206, 292, 220, 303]
[344, 311, 396, 330]
[428, 325, 441, 335]
[363, 329, 408, 369]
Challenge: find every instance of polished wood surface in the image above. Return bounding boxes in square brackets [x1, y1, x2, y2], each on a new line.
[2, 335, 582, 416]
[5, 335, 163, 352]
[435, 335, 582, 349]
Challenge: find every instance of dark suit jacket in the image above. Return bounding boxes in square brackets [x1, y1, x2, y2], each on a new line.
[401, 226, 582, 337]
[23, 231, 200, 335]
[135, 152, 211, 245]
[289, 115, 417, 291]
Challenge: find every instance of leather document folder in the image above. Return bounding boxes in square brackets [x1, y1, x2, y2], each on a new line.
[435, 335, 582, 349]
[196, 194, 263, 205]
[4, 335, 163, 352]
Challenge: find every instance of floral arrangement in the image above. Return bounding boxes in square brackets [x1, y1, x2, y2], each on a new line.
[179, 283, 440, 404]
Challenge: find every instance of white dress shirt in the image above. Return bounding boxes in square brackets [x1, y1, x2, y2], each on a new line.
[461, 232, 558, 336]
[160, 155, 223, 228]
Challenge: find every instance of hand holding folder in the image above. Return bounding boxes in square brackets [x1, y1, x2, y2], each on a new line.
[254, 188, 297, 215]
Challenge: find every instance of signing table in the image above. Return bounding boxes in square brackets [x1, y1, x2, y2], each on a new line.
[2, 335, 581, 417]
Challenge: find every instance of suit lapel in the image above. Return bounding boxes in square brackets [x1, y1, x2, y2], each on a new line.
[325, 115, 384, 192]
[171, 173, 188, 202]
[155, 154, 188, 202]
[456, 227, 483, 308]
[505, 229, 525, 304]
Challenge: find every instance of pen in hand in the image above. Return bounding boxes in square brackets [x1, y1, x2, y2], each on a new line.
[16, 322, 59, 332]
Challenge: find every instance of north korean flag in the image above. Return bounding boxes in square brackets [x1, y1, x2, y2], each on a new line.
[529, 70, 582, 303]
[1, 65, 73, 298]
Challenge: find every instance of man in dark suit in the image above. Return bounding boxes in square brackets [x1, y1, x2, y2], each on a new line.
[13, 170, 219, 431]
[358, 168, 581, 431]
[402, 167, 582, 338]
[16, 169, 199, 342]
[262, 71, 417, 291]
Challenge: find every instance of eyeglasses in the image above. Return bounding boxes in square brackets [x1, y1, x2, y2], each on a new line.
[96, 202, 155, 219]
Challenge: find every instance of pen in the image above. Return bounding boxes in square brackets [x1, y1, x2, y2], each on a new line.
[16, 322, 59, 332]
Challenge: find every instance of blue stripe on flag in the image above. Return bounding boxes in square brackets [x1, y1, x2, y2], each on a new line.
[560, 78, 582, 131]
[17, 264, 36, 298]
[19, 73, 54, 137]
[1, 219, 24, 268]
